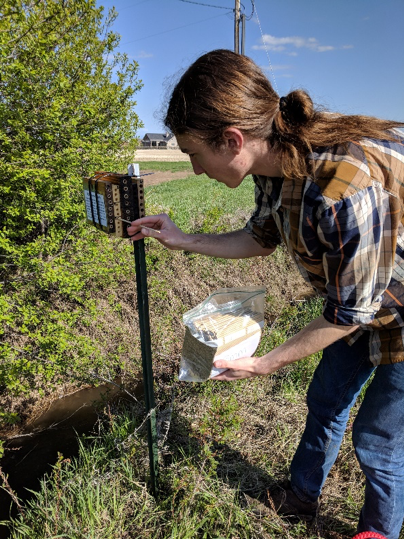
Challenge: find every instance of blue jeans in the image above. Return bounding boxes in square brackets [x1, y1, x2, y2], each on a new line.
[290, 334, 404, 539]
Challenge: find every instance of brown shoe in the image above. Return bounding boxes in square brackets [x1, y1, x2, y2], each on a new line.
[267, 481, 319, 521]
[244, 481, 319, 522]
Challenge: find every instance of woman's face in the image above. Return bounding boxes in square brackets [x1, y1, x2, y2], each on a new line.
[176, 134, 249, 189]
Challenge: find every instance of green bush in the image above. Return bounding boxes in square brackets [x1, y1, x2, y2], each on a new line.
[0, 0, 143, 400]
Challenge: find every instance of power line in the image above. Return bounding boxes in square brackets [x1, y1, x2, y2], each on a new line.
[178, 0, 234, 10]
[245, 0, 254, 20]
[178, 0, 254, 17]
[252, 0, 278, 93]
[120, 11, 230, 45]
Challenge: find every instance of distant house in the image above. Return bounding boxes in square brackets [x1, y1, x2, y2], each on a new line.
[141, 132, 178, 149]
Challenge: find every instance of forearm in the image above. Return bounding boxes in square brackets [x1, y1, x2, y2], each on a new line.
[178, 229, 275, 259]
[128, 215, 274, 259]
[213, 314, 359, 380]
[261, 315, 359, 372]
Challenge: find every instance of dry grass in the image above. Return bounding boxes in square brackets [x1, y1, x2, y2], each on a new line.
[0, 239, 309, 433]
[169, 376, 365, 539]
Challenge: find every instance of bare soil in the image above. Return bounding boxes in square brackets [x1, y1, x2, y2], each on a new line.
[142, 168, 192, 187]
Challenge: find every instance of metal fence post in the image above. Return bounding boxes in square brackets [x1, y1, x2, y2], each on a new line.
[84, 165, 159, 495]
[133, 238, 159, 497]
[128, 161, 159, 497]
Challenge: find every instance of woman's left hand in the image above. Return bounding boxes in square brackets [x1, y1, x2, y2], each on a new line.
[211, 356, 272, 380]
[211, 315, 361, 381]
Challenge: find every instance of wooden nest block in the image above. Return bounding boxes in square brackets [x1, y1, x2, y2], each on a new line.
[179, 307, 264, 382]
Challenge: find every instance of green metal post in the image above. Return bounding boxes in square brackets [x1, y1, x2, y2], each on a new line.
[133, 239, 159, 497]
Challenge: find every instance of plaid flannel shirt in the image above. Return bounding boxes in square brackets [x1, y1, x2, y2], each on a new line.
[244, 131, 404, 365]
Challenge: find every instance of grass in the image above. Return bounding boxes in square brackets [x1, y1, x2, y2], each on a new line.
[145, 174, 255, 233]
[1, 382, 366, 539]
[1, 403, 263, 538]
[1, 162, 389, 539]
[138, 161, 193, 173]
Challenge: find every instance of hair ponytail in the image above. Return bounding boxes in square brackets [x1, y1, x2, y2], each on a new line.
[270, 90, 319, 179]
[278, 90, 315, 127]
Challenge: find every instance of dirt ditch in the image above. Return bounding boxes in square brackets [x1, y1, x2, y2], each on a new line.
[0, 380, 143, 538]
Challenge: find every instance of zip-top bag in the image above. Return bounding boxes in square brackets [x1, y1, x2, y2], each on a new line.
[179, 287, 266, 382]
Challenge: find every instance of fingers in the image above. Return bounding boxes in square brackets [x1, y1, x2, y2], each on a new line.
[127, 213, 188, 251]
[213, 357, 255, 371]
[129, 227, 161, 241]
[212, 369, 256, 380]
[139, 226, 162, 238]
[127, 214, 168, 241]
[212, 357, 262, 380]
[141, 226, 161, 235]
[128, 228, 146, 241]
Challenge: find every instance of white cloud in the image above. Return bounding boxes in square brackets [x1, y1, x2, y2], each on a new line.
[317, 45, 335, 52]
[136, 51, 153, 59]
[252, 34, 352, 54]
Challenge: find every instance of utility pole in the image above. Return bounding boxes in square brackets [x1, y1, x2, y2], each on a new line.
[234, 0, 240, 53]
[240, 12, 245, 55]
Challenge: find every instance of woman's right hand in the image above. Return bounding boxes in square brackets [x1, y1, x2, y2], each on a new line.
[127, 213, 187, 250]
[128, 217, 275, 259]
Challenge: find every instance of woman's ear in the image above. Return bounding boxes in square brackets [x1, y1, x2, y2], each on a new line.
[222, 128, 244, 154]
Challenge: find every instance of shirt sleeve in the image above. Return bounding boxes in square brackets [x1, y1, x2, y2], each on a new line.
[318, 185, 392, 326]
[244, 176, 283, 249]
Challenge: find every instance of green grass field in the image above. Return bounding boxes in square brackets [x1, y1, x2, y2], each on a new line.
[139, 161, 193, 173]
[2, 163, 395, 539]
[146, 174, 256, 232]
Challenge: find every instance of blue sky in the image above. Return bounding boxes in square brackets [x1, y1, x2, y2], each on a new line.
[98, 0, 404, 138]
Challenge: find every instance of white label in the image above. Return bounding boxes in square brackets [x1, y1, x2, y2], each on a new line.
[128, 163, 140, 176]
[84, 190, 107, 227]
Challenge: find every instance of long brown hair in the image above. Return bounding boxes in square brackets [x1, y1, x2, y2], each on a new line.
[164, 49, 404, 180]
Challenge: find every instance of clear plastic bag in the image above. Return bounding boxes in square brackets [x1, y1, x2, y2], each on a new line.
[179, 287, 266, 382]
